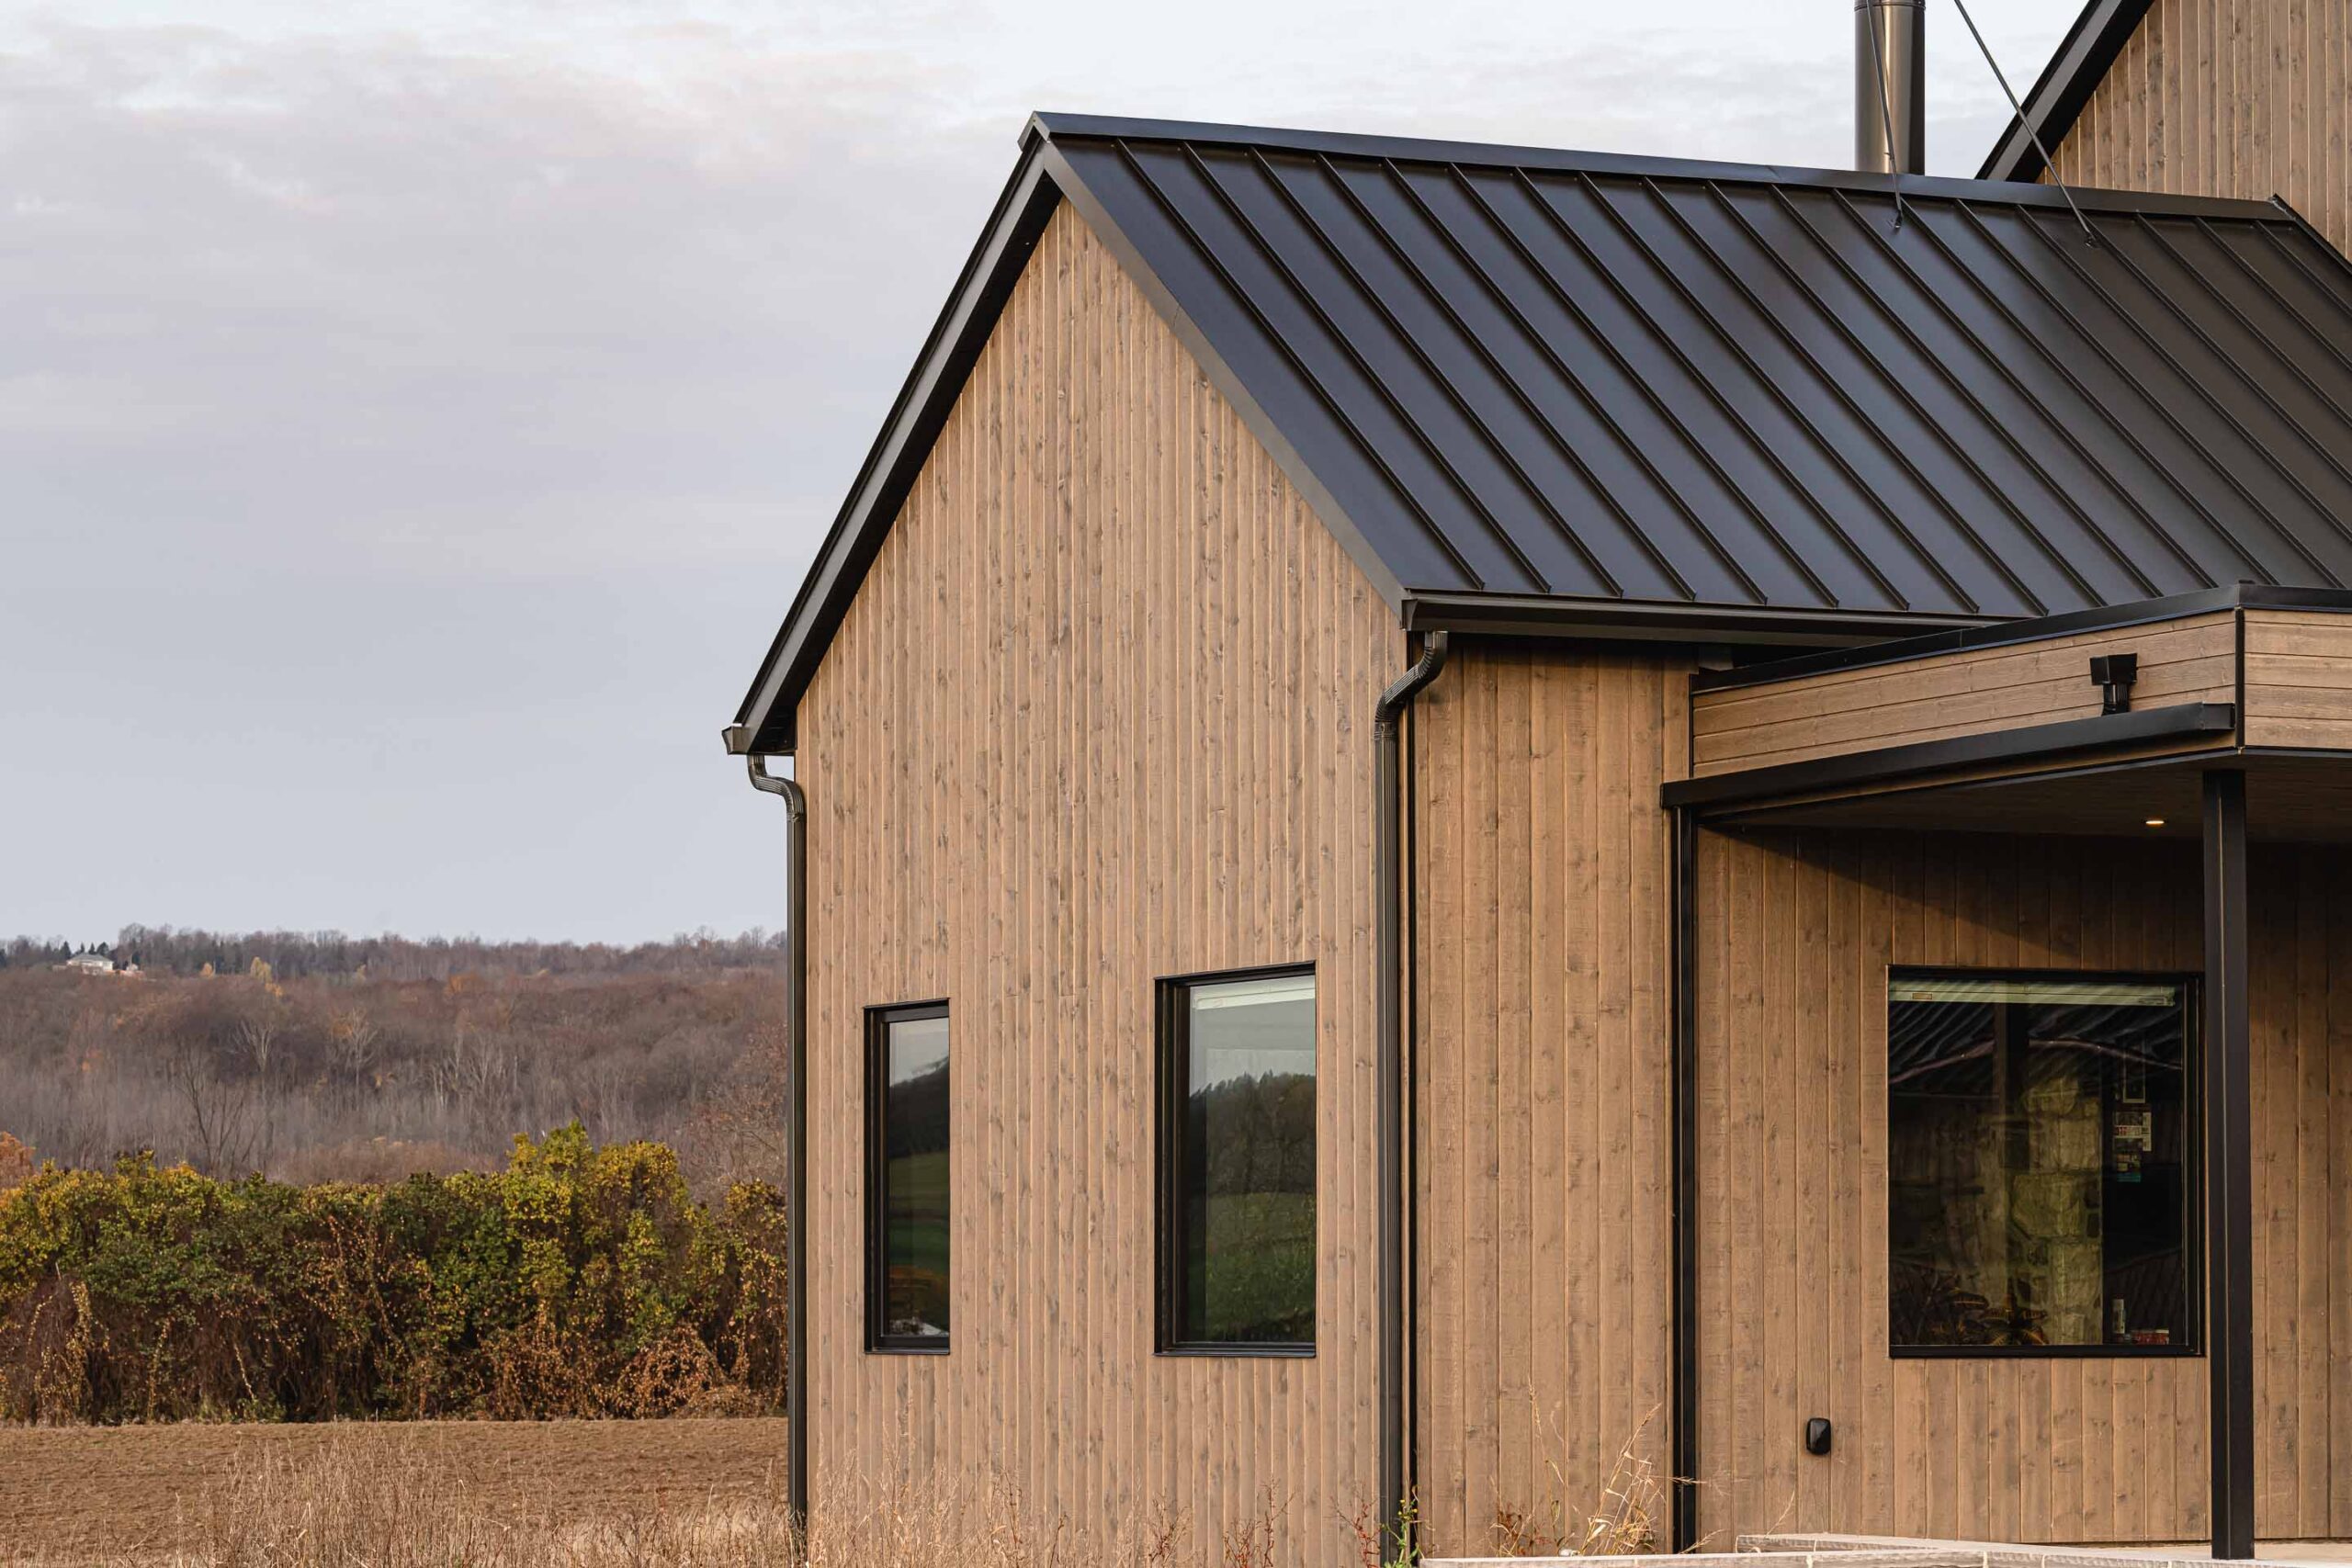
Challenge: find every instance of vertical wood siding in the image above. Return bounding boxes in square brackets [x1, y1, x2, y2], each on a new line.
[2048, 0, 2352, 253]
[1693, 829, 2352, 1543]
[794, 200, 1403, 1559]
[1409, 644, 1688, 1558]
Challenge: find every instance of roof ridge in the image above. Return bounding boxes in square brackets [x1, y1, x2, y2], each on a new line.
[1028, 109, 2291, 224]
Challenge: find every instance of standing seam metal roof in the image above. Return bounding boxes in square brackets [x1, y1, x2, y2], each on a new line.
[732, 112, 2352, 752]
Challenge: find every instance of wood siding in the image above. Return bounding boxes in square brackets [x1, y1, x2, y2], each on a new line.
[1410, 644, 1687, 1557]
[1690, 613, 2236, 776]
[2245, 607, 2352, 749]
[1693, 829, 2352, 1543]
[794, 199, 1404, 1559]
[2048, 0, 2352, 254]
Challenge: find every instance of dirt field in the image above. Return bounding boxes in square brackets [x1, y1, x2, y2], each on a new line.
[0, 1417, 791, 1563]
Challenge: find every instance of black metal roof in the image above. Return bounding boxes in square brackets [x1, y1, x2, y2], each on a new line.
[732, 111, 2352, 753]
[1979, 0, 2155, 185]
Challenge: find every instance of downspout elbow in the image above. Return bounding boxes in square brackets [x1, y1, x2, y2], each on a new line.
[1375, 631, 1451, 734]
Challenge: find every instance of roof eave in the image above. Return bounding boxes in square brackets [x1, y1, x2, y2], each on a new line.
[730, 129, 1064, 756]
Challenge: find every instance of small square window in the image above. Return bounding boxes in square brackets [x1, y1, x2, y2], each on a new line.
[1888, 970, 2197, 1357]
[1157, 966, 1317, 1355]
[866, 1001, 950, 1352]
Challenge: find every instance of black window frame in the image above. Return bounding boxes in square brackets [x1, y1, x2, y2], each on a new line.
[1885, 964, 2203, 1361]
[1154, 962, 1318, 1359]
[865, 998, 952, 1356]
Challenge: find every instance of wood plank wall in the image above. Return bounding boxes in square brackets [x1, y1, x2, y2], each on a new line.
[2048, 0, 2352, 253]
[1690, 613, 2236, 777]
[2245, 608, 2352, 748]
[1409, 643, 1687, 1558]
[1692, 829, 2352, 1543]
[794, 199, 1404, 1560]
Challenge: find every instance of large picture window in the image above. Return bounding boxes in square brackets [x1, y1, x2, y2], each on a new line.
[1888, 971, 2195, 1356]
[1157, 966, 1317, 1353]
[866, 1001, 950, 1352]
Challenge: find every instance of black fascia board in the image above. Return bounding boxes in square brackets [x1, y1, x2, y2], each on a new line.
[1035, 109, 2279, 221]
[730, 136, 1063, 755]
[1660, 702, 2239, 812]
[1692, 585, 2352, 694]
[1978, 0, 2156, 184]
[1403, 592, 1995, 648]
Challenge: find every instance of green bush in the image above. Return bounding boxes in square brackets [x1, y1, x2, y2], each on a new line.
[0, 1123, 786, 1422]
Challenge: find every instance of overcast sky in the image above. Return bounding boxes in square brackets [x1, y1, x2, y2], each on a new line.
[2, 0, 2073, 945]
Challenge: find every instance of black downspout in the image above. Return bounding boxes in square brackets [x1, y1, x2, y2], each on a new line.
[746, 754, 811, 1535]
[1375, 630, 1449, 1546]
[1668, 807, 1699, 1551]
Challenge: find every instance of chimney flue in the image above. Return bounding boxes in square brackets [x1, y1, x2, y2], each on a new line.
[1855, 0, 1925, 175]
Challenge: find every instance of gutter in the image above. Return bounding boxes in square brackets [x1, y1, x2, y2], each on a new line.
[1373, 630, 1449, 1544]
[727, 728, 811, 1531]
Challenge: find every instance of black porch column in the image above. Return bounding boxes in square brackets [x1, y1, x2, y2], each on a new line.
[2202, 768, 2255, 1560]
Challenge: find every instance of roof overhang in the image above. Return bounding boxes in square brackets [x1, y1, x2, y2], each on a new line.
[1978, 0, 2156, 184]
[728, 135, 1063, 756]
[1669, 585, 2352, 841]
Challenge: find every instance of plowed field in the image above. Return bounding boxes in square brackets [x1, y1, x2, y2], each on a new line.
[0, 1417, 790, 1563]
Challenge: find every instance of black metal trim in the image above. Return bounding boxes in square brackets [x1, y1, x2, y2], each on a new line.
[1894, 1343, 2199, 1359]
[1028, 111, 2276, 220]
[1978, 1, 2158, 184]
[732, 146, 1063, 753]
[1668, 809, 1699, 1551]
[2201, 770, 2256, 1560]
[1660, 703, 2238, 811]
[1404, 592, 1993, 648]
[1154, 963, 1319, 1359]
[1885, 963, 2203, 1361]
[865, 998, 953, 1356]
[1691, 584, 2352, 694]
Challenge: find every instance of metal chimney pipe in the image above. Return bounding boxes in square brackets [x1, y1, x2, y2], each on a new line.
[1856, 0, 1925, 175]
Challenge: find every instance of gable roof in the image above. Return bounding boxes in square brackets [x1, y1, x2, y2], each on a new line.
[731, 111, 2352, 754]
[1978, 0, 2155, 184]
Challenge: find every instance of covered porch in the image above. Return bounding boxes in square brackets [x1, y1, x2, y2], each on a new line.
[1663, 587, 2352, 1557]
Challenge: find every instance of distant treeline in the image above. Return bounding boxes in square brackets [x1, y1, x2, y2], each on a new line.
[0, 961, 788, 1192]
[2, 926, 788, 982]
[0, 1125, 786, 1423]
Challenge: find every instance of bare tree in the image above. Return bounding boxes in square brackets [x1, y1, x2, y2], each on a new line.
[325, 1008, 379, 1113]
[160, 1034, 256, 1177]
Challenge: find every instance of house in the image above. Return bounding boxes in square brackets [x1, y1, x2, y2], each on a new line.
[61, 953, 114, 976]
[724, 2, 2352, 1559]
[1982, 0, 2351, 252]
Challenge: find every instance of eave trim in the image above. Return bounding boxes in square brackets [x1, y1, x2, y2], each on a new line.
[730, 138, 1063, 754]
[1660, 701, 2239, 811]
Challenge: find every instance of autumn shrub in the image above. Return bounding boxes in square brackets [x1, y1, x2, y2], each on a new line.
[0, 1122, 786, 1423]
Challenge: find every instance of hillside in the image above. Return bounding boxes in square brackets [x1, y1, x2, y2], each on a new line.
[0, 926, 789, 1190]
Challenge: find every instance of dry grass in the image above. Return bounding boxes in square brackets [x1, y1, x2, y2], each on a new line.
[1488, 1404, 1689, 1557]
[3, 1422, 1318, 1568]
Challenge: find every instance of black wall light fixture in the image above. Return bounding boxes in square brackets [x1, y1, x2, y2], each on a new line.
[2091, 652, 2139, 714]
[1804, 1417, 1834, 1456]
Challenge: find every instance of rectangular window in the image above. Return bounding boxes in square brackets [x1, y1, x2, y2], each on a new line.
[1888, 971, 2196, 1356]
[866, 1001, 950, 1352]
[1157, 966, 1317, 1353]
